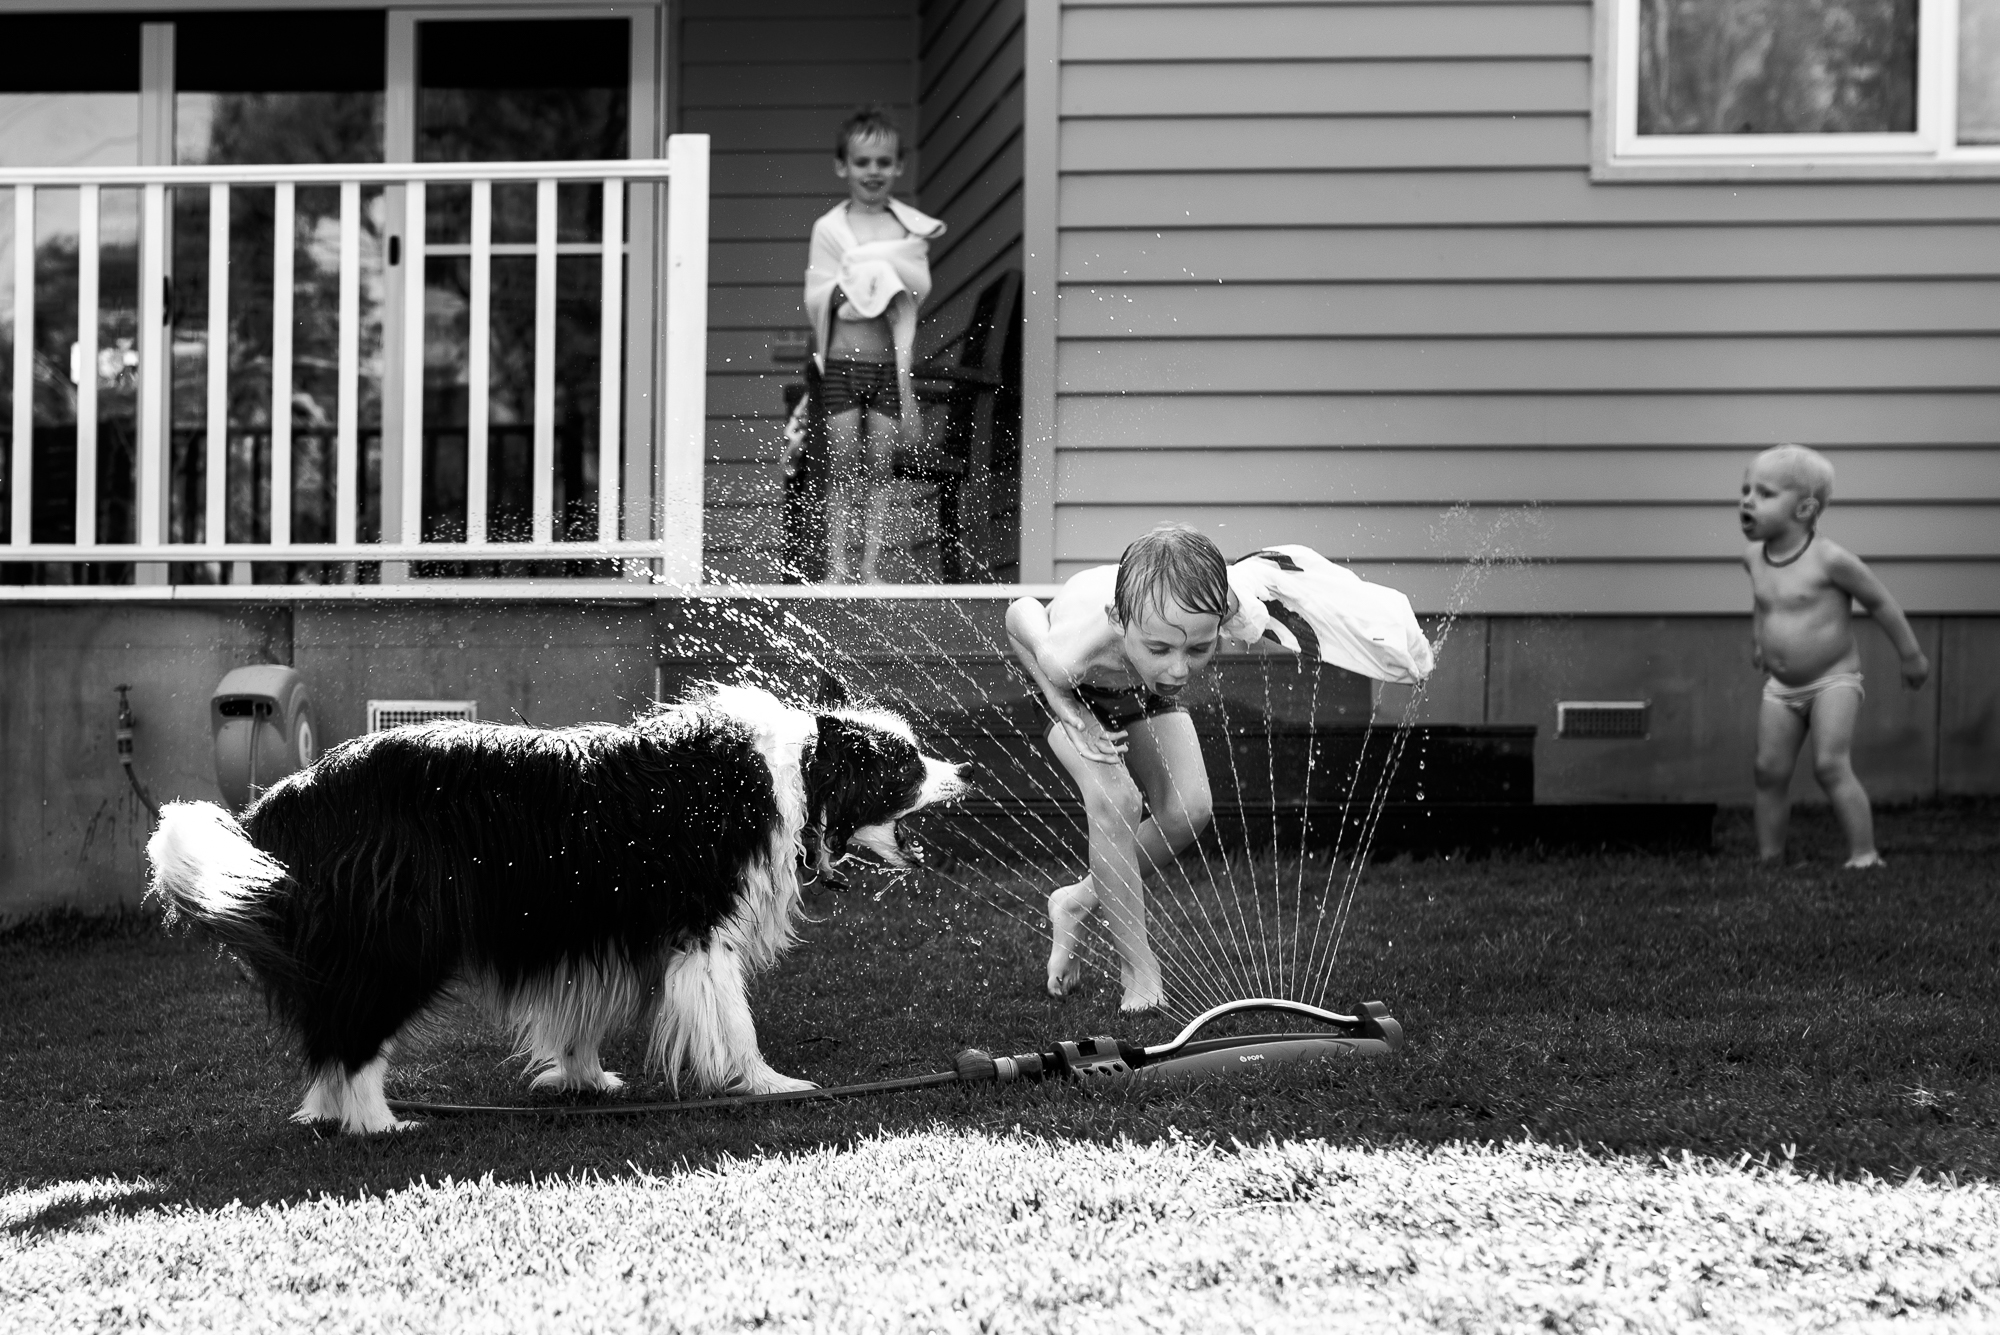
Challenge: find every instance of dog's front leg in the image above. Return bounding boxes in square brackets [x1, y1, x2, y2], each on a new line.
[652, 942, 815, 1096]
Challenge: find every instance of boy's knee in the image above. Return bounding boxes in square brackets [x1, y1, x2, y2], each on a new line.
[1084, 779, 1145, 827]
[1812, 755, 1856, 790]
[1157, 796, 1213, 850]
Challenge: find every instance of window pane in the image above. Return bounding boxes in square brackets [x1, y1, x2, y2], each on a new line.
[1636, 0, 1918, 135]
[1962, 0, 2000, 144]
[416, 19, 628, 163]
[174, 11, 385, 165]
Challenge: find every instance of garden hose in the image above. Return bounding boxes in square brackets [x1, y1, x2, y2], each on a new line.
[384, 998, 1402, 1120]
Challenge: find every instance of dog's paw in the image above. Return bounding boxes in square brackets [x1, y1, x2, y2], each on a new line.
[531, 1067, 626, 1095]
[738, 1070, 818, 1096]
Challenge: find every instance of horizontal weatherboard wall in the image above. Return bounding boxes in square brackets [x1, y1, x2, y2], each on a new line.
[1040, 0, 2000, 610]
[918, 0, 1025, 348]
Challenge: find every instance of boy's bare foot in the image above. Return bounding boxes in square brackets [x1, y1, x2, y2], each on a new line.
[1118, 987, 1166, 1014]
[1845, 852, 1884, 869]
[1117, 956, 1166, 1013]
[1046, 880, 1094, 996]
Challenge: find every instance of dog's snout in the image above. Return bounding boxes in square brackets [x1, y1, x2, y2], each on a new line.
[921, 757, 973, 805]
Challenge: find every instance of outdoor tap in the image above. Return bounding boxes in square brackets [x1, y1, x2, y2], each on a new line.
[115, 684, 160, 820]
[115, 685, 137, 763]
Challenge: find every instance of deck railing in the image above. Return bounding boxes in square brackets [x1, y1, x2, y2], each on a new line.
[0, 135, 709, 584]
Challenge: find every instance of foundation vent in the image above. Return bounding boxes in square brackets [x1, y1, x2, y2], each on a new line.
[367, 699, 478, 732]
[1556, 701, 1650, 740]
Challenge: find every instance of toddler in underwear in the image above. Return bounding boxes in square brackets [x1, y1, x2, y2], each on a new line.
[1739, 443, 1929, 867]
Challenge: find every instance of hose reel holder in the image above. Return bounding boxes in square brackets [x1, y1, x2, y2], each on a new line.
[210, 665, 316, 812]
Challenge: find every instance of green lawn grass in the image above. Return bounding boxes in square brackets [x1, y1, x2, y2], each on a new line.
[2, 801, 1996, 1330]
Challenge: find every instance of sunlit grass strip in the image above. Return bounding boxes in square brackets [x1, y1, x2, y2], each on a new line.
[5, 1131, 1997, 1332]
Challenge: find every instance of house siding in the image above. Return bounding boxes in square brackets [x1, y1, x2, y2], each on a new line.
[917, 0, 1026, 352]
[1035, 0, 2000, 615]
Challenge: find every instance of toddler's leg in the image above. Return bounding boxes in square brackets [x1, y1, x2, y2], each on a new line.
[1752, 696, 1808, 861]
[1807, 685, 1879, 867]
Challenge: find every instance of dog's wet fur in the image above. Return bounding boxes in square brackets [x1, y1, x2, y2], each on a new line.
[147, 684, 967, 1133]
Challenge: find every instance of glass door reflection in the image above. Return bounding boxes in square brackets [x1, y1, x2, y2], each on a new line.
[0, 14, 144, 582]
[407, 15, 630, 574]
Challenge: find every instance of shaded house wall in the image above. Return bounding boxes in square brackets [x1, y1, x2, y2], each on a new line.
[1018, 0, 2000, 800]
[917, 0, 1025, 353]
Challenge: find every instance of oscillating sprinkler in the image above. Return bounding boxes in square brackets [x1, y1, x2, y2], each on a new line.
[953, 997, 1403, 1087]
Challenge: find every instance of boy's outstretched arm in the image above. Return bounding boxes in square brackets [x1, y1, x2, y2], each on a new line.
[1006, 597, 1125, 763]
[1827, 548, 1931, 688]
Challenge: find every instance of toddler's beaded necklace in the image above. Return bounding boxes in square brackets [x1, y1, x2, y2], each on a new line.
[1763, 530, 1814, 568]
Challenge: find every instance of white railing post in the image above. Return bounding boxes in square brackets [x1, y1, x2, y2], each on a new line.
[270, 181, 295, 546]
[661, 133, 709, 585]
[531, 177, 557, 545]
[466, 179, 491, 545]
[8, 186, 29, 547]
[75, 184, 99, 546]
[597, 177, 623, 542]
[334, 180, 359, 547]
[399, 180, 425, 545]
[136, 182, 166, 550]
[206, 184, 229, 545]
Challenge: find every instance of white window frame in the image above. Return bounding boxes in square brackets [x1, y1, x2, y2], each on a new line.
[1593, 0, 2000, 178]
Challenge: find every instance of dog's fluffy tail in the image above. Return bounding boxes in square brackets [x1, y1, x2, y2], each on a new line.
[146, 800, 290, 952]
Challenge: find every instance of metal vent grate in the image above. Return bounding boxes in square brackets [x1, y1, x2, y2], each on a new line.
[1556, 701, 1650, 740]
[366, 700, 478, 732]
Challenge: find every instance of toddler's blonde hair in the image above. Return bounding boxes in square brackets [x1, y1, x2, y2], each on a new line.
[1755, 443, 1835, 513]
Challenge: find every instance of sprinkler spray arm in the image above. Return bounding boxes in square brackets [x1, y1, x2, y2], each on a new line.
[1142, 997, 1370, 1061]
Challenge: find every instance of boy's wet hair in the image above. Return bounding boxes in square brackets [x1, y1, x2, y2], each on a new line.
[1756, 443, 1835, 511]
[1115, 522, 1229, 625]
[835, 105, 903, 160]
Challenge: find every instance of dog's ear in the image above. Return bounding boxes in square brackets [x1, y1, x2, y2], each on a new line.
[815, 671, 848, 709]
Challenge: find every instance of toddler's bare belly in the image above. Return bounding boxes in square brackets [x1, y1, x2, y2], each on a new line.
[1759, 614, 1859, 686]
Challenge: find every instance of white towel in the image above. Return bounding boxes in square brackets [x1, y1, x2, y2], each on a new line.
[1223, 545, 1435, 685]
[804, 198, 946, 381]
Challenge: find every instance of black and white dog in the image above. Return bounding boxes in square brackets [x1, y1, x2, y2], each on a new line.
[147, 684, 967, 1134]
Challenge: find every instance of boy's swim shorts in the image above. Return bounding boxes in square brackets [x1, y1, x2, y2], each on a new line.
[816, 357, 901, 419]
[1075, 681, 1184, 731]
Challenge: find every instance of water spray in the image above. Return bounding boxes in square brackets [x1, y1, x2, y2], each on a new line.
[385, 997, 1402, 1121]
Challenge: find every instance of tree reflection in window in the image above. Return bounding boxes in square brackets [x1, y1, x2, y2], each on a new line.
[1637, 0, 1918, 135]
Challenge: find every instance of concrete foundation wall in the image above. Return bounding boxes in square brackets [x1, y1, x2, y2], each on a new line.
[1381, 614, 1996, 804]
[3, 601, 1994, 918]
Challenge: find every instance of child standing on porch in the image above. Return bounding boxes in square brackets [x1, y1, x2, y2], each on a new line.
[799, 106, 945, 582]
[1739, 443, 1929, 867]
[1008, 524, 1433, 1011]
